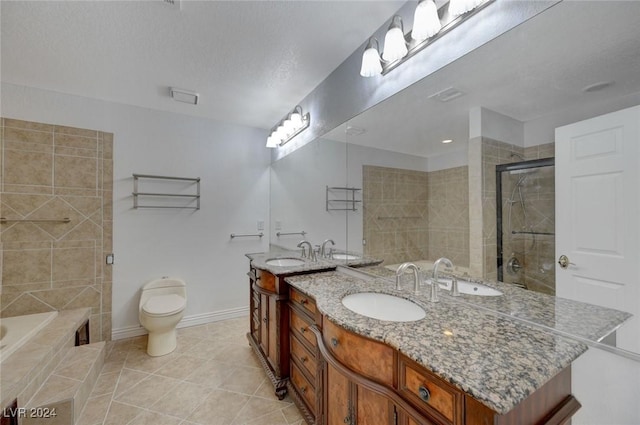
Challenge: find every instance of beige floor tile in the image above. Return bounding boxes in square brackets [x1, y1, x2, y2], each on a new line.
[252, 378, 279, 400]
[127, 410, 182, 425]
[231, 397, 292, 424]
[103, 401, 144, 425]
[177, 324, 210, 339]
[242, 410, 289, 425]
[186, 390, 250, 425]
[213, 343, 261, 368]
[281, 404, 304, 424]
[77, 394, 111, 425]
[114, 368, 150, 396]
[90, 372, 120, 397]
[218, 365, 268, 395]
[149, 381, 212, 419]
[184, 359, 236, 388]
[124, 347, 178, 373]
[114, 374, 178, 409]
[29, 375, 81, 406]
[154, 354, 207, 380]
[184, 338, 229, 359]
[174, 334, 204, 353]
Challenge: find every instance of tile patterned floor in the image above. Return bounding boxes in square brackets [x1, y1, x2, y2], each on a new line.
[77, 317, 304, 425]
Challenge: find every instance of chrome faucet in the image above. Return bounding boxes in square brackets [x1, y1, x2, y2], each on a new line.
[431, 257, 453, 302]
[396, 262, 421, 294]
[297, 240, 316, 261]
[320, 239, 335, 258]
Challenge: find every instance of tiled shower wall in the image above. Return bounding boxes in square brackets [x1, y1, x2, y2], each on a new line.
[480, 138, 555, 293]
[362, 165, 469, 266]
[0, 118, 113, 342]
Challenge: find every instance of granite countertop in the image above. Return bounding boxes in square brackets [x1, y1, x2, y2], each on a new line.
[246, 248, 383, 275]
[285, 270, 588, 415]
[358, 264, 632, 343]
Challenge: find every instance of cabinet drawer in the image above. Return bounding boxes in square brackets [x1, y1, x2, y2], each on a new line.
[290, 332, 317, 380]
[291, 360, 316, 415]
[291, 307, 317, 347]
[322, 318, 394, 386]
[399, 356, 463, 424]
[290, 287, 317, 316]
[256, 269, 276, 292]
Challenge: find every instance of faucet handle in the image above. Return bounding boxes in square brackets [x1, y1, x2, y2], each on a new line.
[299, 246, 306, 258]
[451, 277, 460, 297]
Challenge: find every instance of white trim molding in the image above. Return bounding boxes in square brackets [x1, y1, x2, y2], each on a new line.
[111, 306, 249, 340]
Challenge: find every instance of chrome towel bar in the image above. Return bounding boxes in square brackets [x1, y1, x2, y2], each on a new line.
[276, 231, 307, 237]
[1, 217, 71, 223]
[230, 233, 264, 239]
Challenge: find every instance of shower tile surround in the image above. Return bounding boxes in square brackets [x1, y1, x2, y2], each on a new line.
[0, 118, 113, 342]
[363, 165, 469, 267]
[477, 138, 555, 293]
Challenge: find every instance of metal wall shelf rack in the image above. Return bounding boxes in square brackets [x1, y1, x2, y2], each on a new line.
[326, 186, 361, 211]
[133, 174, 200, 210]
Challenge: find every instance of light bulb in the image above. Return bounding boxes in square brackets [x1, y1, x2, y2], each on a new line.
[283, 118, 294, 133]
[266, 134, 279, 148]
[290, 110, 303, 128]
[382, 16, 408, 62]
[412, 0, 442, 42]
[360, 38, 382, 77]
[449, 0, 484, 17]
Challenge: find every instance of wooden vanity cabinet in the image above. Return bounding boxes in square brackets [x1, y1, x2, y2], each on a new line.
[247, 267, 290, 399]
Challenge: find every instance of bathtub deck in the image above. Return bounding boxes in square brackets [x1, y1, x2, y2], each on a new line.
[0, 308, 91, 411]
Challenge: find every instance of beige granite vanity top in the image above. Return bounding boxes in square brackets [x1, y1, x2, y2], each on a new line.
[285, 270, 587, 415]
[246, 248, 382, 275]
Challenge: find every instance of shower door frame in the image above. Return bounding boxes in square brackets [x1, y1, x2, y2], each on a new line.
[496, 157, 555, 282]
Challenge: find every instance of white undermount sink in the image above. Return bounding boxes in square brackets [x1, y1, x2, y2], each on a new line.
[431, 278, 503, 297]
[332, 253, 359, 260]
[265, 258, 305, 267]
[341, 292, 426, 322]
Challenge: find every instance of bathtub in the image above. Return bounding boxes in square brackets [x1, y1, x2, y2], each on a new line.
[0, 311, 58, 363]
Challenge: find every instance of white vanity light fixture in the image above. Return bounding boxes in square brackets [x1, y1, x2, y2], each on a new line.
[360, 38, 383, 77]
[412, 0, 442, 42]
[265, 105, 310, 148]
[382, 15, 408, 62]
[359, 0, 493, 78]
[448, 0, 485, 17]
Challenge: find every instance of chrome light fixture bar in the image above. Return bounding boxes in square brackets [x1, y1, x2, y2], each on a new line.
[360, 0, 494, 78]
[266, 105, 310, 148]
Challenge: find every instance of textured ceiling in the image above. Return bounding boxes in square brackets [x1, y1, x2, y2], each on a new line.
[1, 0, 405, 130]
[325, 0, 640, 157]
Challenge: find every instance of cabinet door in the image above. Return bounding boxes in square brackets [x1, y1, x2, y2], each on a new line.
[326, 363, 352, 425]
[356, 384, 393, 425]
[268, 294, 277, 367]
[260, 293, 269, 355]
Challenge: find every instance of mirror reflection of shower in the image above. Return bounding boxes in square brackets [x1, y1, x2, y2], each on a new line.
[496, 157, 555, 295]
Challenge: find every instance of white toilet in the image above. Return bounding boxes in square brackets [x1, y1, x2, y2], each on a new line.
[139, 277, 187, 356]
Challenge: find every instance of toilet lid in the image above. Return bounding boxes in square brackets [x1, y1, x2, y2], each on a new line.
[142, 294, 186, 316]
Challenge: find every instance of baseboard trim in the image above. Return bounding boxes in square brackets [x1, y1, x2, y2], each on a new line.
[111, 306, 249, 340]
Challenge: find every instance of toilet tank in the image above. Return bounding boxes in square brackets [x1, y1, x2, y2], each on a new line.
[139, 278, 187, 307]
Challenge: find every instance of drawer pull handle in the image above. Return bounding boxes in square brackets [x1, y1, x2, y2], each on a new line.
[331, 337, 339, 347]
[301, 298, 308, 305]
[300, 326, 307, 333]
[263, 317, 268, 324]
[418, 385, 431, 402]
[301, 356, 308, 363]
[300, 386, 307, 394]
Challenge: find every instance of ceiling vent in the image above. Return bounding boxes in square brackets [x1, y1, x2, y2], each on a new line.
[428, 87, 465, 103]
[170, 88, 199, 105]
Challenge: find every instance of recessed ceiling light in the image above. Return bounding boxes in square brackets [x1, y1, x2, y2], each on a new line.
[582, 81, 614, 93]
[442, 139, 453, 144]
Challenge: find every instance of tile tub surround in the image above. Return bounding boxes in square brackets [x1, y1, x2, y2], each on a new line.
[76, 316, 304, 425]
[285, 271, 589, 415]
[0, 308, 91, 410]
[0, 118, 113, 342]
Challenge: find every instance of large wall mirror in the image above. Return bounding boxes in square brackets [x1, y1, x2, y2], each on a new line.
[270, 0, 640, 358]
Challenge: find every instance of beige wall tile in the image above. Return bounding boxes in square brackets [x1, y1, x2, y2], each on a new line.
[53, 247, 95, 282]
[2, 248, 51, 285]
[54, 155, 97, 189]
[4, 127, 53, 145]
[54, 125, 97, 138]
[4, 150, 53, 187]
[1, 293, 55, 318]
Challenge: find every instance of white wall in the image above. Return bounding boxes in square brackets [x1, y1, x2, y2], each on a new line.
[1, 83, 271, 338]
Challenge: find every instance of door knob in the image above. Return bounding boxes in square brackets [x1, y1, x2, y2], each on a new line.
[558, 255, 575, 269]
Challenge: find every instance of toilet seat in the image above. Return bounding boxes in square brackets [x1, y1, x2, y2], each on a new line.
[142, 294, 186, 317]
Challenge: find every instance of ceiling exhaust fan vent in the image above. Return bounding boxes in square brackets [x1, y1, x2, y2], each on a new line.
[428, 87, 465, 103]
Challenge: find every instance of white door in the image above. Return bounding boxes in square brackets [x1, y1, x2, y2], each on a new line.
[555, 105, 640, 353]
